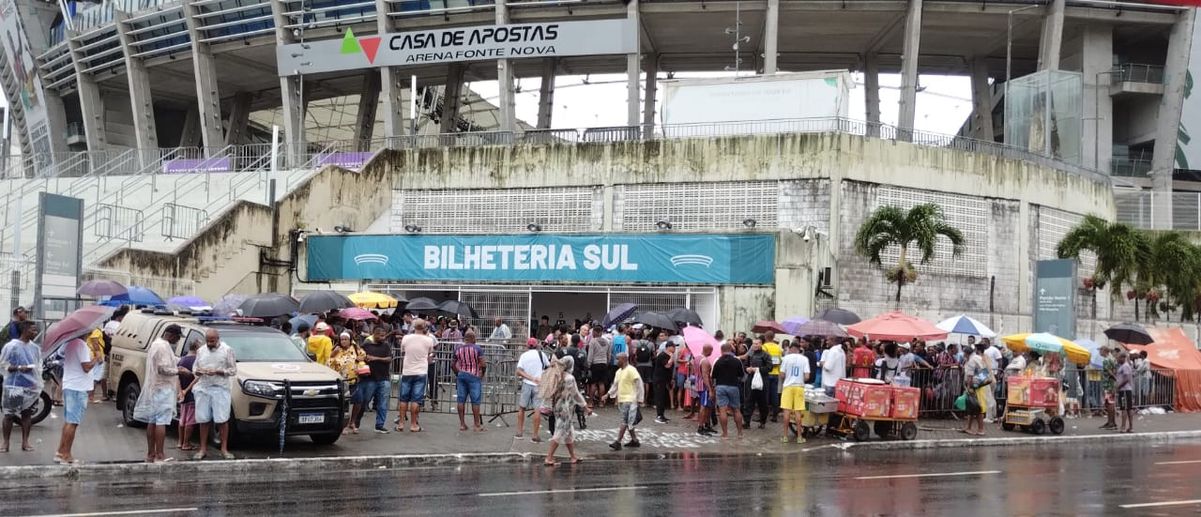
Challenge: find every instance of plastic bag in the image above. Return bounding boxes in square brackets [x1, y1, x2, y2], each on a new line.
[751, 370, 764, 390]
[954, 392, 967, 411]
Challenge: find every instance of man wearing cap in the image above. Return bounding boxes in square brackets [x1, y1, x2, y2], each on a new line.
[652, 340, 675, 424]
[5, 307, 27, 341]
[134, 324, 182, 463]
[308, 322, 334, 365]
[516, 337, 548, 440]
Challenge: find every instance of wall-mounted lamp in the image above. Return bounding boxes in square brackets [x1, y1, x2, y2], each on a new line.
[742, 218, 757, 229]
[656, 220, 673, 231]
[404, 224, 423, 234]
[527, 222, 542, 232]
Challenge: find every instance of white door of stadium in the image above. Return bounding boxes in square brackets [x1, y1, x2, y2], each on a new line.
[362, 283, 718, 339]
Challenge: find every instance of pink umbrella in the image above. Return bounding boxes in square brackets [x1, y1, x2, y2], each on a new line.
[682, 326, 722, 366]
[338, 307, 379, 321]
[847, 311, 948, 342]
[42, 305, 114, 353]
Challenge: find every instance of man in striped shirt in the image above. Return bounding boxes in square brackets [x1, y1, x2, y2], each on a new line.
[453, 330, 487, 432]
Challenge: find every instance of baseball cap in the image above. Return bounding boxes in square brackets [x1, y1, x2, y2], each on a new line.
[314, 322, 331, 333]
[527, 337, 540, 348]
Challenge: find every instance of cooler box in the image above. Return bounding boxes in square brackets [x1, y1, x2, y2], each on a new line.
[1008, 376, 1060, 407]
[842, 379, 892, 418]
[889, 386, 921, 420]
[1007, 376, 1031, 405]
[805, 392, 839, 414]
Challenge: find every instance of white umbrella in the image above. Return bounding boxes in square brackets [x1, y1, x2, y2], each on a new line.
[935, 314, 997, 338]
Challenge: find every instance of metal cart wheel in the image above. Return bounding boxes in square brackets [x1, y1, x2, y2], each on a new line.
[852, 419, 871, 442]
[1048, 416, 1065, 435]
[1030, 418, 1047, 435]
[900, 422, 918, 441]
[874, 420, 893, 439]
[1001, 422, 1016, 432]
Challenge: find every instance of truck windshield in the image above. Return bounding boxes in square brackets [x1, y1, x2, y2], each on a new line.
[223, 333, 310, 362]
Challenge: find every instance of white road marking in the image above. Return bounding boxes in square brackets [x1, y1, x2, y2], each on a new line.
[1154, 459, 1201, 465]
[479, 486, 647, 497]
[854, 470, 1002, 480]
[1120, 500, 1201, 509]
[34, 508, 198, 517]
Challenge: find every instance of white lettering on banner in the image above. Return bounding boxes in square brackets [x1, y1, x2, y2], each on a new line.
[420, 244, 641, 272]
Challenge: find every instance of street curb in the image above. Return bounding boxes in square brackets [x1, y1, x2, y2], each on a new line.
[824, 430, 1201, 452]
[0, 452, 536, 481]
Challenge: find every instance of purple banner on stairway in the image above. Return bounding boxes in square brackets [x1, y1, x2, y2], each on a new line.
[315, 152, 373, 171]
[162, 157, 231, 174]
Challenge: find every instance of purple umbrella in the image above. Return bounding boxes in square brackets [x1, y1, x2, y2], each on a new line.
[792, 319, 849, 338]
[77, 279, 127, 298]
[168, 295, 210, 310]
[781, 316, 811, 335]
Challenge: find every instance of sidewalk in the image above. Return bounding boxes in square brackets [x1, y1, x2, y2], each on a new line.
[2, 401, 1199, 469]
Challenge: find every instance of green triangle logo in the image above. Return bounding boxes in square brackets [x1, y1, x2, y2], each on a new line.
[341, 28, 362, 55]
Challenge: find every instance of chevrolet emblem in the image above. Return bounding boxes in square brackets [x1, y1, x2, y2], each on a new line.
[302, 389, 319, 397]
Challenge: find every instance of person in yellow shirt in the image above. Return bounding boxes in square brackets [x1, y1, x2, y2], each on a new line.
[307, 322, 334, 366]
[603, 354, 645, 451]
[85, 328, 108, 403]
[761, 331, 783, 422]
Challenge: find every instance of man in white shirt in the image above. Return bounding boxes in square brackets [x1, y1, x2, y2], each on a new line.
[779, 342, 811, 444]
[819, 340, 846, 397]
[55, 336, 100, 464]
[489, 317, 512, 342]
[192, 328, 237, 460]
[398, 319, 435, 433]
[982, 338, 1003, 421]
[515, 338, 547, 441]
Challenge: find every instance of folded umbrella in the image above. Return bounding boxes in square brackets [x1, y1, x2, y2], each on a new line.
[298, 291, 356, 314]
[667, 307, 703, 328]
[792, 319, 849, 338]
[405, 297, 440, 312]
[212, 294, 247, 316]
[102, 285, 164, 307]
[1104, 323, 1154, 345]
[816, 307, 861, 325]
[339, 307, 379, 321]
[77, 279, 127, 298]
[601, 303, 639, 328]
[42, 305, 115, 354]
[935, 314, 997, 338]
[847, 311, 948, 342]
[437, 300, 479, 319]
[781, 316, 811, 336]
[751, 320, 787, 335]
[632, 311, 679, 332]
[238, 293, 300, 318]
[349, 291, 401, 309]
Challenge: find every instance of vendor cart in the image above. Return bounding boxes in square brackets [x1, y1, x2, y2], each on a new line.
[831, 378, 920, 441]
[1002, 375, 1065, 435]
[799, 387, 837, 438]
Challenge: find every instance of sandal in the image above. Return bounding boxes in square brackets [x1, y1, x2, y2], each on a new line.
[543, 461, 558, 467]
[21, 445, 34, 452]
[410, 426, 422, 433]
[179, 445, 197, 451]
[395, 426, 404, 433]
[569, 458, 583, 464]
[530, 436, 542, 443]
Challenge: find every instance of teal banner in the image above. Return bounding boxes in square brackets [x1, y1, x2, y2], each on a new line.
[305, 233, 776, 285]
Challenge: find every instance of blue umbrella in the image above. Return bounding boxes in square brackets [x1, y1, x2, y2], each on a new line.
[102, 285, 164, 307]
[289, 314, 318, 331]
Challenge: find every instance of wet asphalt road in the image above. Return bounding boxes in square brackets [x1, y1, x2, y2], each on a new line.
[3, 441, 1200, 516]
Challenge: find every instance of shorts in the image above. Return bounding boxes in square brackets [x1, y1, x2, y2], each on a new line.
[194, 388, 232, 424]
[590, 364, 608, 384]
[637, 365, 653, 382]
[675, 373, 688, 389]
[63, 389, 89, 425]
[618, 402, 639, 428]
[179, 402, 196, 427]
[1118, 390, 1133, 411]
[780, 386, 806, 412]
[456, 372, 482, 405]
[91, 362, 107, 383]
[697, 389, 712, 408]
[398, 375, 427, 404]
[1104, 391, 1116, 405]
[519, 383, 540, 409]
[1, 386, 38, 416]
[716, 385, 741, 409]
[137, 387, 176, 425]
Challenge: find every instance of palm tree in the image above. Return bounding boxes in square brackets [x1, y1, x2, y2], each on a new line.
[1142, 231, 1201, 322]
[854, 203, 966, 304]
[1055, 215, 1149, 318]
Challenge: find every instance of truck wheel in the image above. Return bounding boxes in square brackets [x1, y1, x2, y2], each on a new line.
[310, 432, 341, 445]
[121, 382, 146, 428]
[30, 392, 52, 425]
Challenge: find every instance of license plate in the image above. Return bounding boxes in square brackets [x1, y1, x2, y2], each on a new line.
[298, 413, 325, 424]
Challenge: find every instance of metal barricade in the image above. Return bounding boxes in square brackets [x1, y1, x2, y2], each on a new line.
[1060, 365, 1175, 411]
[913, 366, 964, 417]
[387, 341, 523, 424]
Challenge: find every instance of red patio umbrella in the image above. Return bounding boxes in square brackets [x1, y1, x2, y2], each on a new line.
[847, 311, 948, 342]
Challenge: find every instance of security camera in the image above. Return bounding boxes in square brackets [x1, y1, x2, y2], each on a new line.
[296, 232, 307, 243]
[802, 230, 811, 243]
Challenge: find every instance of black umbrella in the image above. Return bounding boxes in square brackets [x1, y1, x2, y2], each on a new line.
[77, 279, 127, 298]
[1104, 323, 1154, 345]
[816, 307, 861, 325]
[602, 303, 639, 328]
[437, 300, 479, 319]
[238, 293, 300, 318]
[667, 307, 703, 328]
[632, 311, 679, 332]
[298, 291, 355, 314]
[405, 297, 440, 312]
